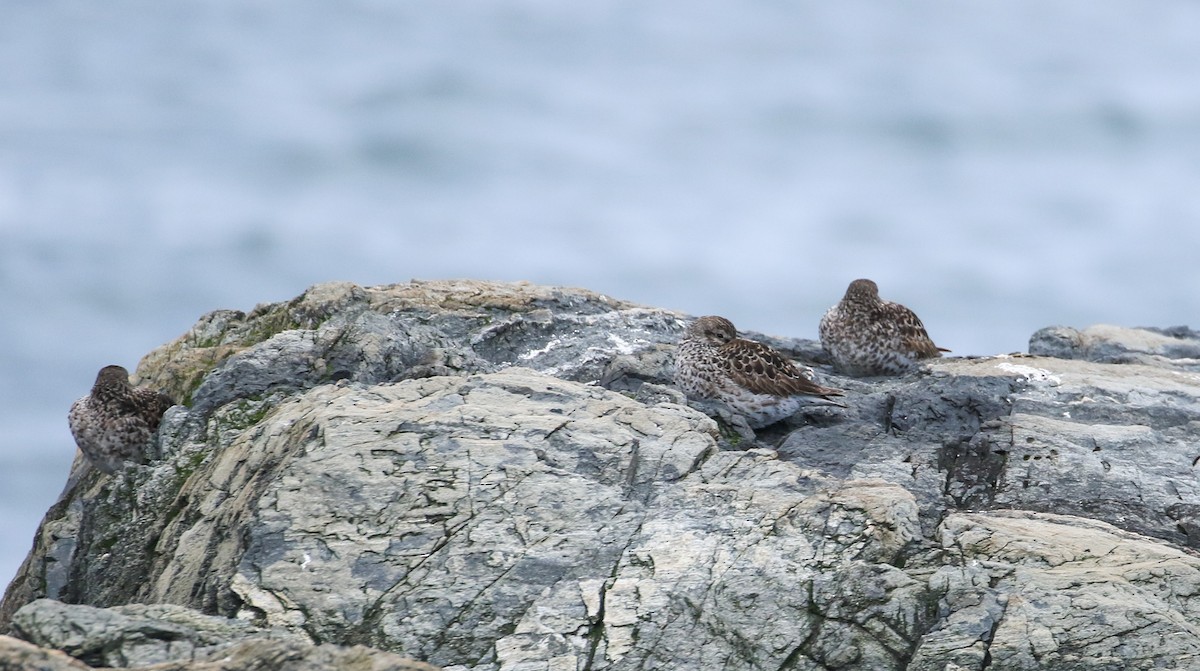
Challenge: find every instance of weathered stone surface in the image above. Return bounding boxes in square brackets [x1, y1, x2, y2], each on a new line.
[1, 280, 689, 625]
[6, 600, 440, 670]
[175, 367, 716, 667]
[147, 638, 443, 671]
[11, 599, 303, 668]
[912, 510, 1200, 671]
[4, 280, 1200, 670]
[0, 635, 90, 671]
[1030, 324, 1200, 370]
[136, 280, 681, 411]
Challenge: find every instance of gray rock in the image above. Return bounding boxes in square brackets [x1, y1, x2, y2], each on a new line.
[152, 638, 442, 671]
[912, 510, 1200, 671]
[5, 280, 1200, 670]
[170, 366, 716, 668]
[1030, 323, 1200, 370]
[3, 281, 693, 625]
[10, 599, 301, 668]
[0, 635, 90, 671]
[7, 599, 437, 671]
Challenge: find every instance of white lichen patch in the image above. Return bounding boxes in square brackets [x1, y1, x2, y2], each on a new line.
[606, 333, 635, 355]
[995, 362, 1061, 385]
[519, 337, 563, 360]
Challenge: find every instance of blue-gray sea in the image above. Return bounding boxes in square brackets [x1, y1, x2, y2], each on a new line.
[3, 1, 1200, 592]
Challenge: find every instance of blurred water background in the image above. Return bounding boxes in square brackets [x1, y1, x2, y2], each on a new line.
[3, 1, 1200, 592]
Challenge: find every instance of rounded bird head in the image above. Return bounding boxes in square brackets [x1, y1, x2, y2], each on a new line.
[686, 316, 738, 345]
[844, 278, 880, 303]
[94, 365, 132, 391]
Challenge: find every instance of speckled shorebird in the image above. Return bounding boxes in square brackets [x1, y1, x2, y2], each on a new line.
[819, 279, 948, 376]
[68, 365, 175, 474]
[675, 315, 844, 428]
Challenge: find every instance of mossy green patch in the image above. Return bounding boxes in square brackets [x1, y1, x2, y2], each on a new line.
[172, 445, 212, 487]
[190, 333, 224, 349]
[241, 307, 304, 348]
[717, 420, 744, 446]
[213, 396, 275, 434]
[178, 368, 211, 408]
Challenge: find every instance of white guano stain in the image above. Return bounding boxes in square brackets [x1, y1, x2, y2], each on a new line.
[995, 362, 1061, 385]
[519, 337, 562, 360]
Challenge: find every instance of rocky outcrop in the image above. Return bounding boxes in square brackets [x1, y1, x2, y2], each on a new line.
[3, 281, 1200, 670]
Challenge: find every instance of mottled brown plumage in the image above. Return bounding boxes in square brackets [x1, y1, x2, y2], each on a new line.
[68, 365, 175, 474]
[675, 316, 843, 428]
[819, 279, 948, 376]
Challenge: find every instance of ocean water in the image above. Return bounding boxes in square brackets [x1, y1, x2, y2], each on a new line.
[3, 1, 1200, 594]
